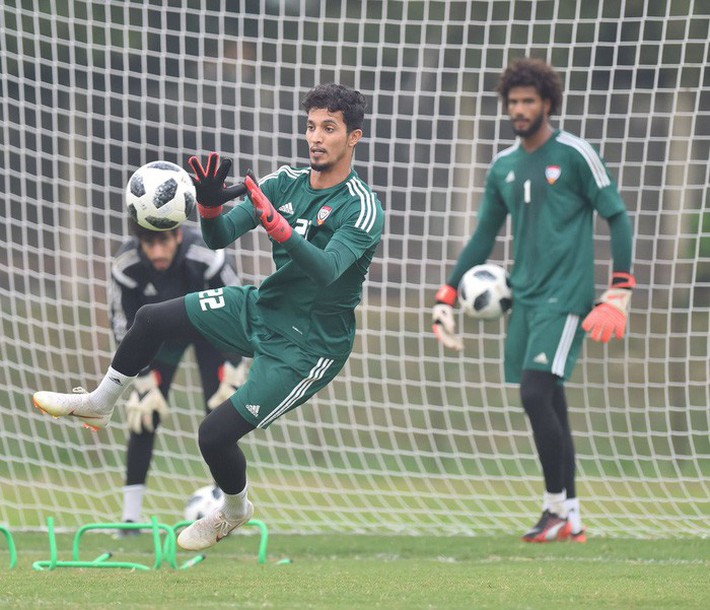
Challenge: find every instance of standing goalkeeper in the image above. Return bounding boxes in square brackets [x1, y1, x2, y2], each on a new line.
[111, 220, 247, 533]
[34, 83, 384, 551]
[433, 58, 634, 542]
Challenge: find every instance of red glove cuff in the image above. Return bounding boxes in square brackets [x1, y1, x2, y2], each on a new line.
[139, 369, 162, 385]
[245, 175, 293, 243]
[611, 272, 635, 289]
[267, 219, 293, 243]
[435, 285, 458, 306]
[198, 203, 223, 219]
[217, 364, 226, 382]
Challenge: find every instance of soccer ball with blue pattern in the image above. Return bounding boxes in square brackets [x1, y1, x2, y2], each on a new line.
[126, 161, 196, 231]
[458, 264, 513, 319]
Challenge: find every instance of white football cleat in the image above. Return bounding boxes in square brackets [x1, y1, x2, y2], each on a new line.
[177, 501, 254, 551]
[33, 387, 114, 431]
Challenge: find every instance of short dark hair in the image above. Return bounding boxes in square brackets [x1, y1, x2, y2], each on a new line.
[496, 57, 563, 116]
[128, 218, 179, 241]
[302, 84, 367, 132]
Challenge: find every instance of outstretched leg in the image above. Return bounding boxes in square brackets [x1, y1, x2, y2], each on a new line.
[33, 298, 204, 429]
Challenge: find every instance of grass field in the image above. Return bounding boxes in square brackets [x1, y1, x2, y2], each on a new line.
[2, 529, 709, 609]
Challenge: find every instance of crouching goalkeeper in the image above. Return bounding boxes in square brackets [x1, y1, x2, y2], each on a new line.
[111, 220, 249, 534]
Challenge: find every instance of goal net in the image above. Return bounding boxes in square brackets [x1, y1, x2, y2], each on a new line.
[1, 1, 708, 538]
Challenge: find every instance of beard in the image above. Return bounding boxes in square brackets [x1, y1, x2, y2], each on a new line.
[512, 111, 545, 138]
[310, 160, 332, 172]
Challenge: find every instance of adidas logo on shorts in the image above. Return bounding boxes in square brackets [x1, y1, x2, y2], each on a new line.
[245, 404, 261, 417]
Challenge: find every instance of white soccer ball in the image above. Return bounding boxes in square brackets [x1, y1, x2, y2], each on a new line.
[126, 160, 196, 231]
[184, 485, 223, 521]
[458, 263, 513, 319]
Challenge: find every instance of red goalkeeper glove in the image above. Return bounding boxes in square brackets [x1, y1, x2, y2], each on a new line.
[432, 284, 463, 351]
[187, 153, 247, 219]
[244, 170, 293, 243]
[582, 272, 636, 343]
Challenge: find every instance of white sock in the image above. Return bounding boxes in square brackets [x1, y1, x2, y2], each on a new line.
[90, 366, 135, 411]
[221, 483, 249, 521]
[543, 491, 567, 517]
[122, 484, 146, 522]
[564, 497, 582, 533]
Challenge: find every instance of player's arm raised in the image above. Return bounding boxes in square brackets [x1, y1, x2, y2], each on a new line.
[188, 153, 262, 249]
[188, 153, 247, 219]
[244, 170, 293, 243]
[243, 170, 375, 287]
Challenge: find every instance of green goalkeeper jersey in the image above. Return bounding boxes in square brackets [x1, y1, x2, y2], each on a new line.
[203, 166, 384, 356]
[449, 130, 629, 314]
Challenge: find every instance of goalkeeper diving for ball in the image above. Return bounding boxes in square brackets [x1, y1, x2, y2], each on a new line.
[33, 83, 384, 551]
[432, 58, 635, 543]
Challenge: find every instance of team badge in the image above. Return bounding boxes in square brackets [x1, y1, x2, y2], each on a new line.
[316, 205, 332, 225]
[545, 166, 561, 184]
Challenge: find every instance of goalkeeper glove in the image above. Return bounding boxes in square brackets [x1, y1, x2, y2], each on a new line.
[187, 152, 247, 219]
[207, 359, 252, 410]
[244, 170, 293, 243]
[432, 284, 463, 351]
[125, 370, 169, 434]
[582, 272, 636, 343]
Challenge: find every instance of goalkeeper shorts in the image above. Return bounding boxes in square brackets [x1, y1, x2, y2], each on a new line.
[504, 303, 586, 383]
[184, 285, 347, 428]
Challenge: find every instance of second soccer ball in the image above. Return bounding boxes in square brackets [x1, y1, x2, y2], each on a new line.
[184, 485, 224, 521]
[126, 160, 196, 231]
[458, 264, 513, 319]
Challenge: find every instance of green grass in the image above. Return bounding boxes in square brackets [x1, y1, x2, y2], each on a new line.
[2, 531, 709, 609]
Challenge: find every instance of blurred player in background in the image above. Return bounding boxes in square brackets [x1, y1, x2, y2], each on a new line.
[432, 58, 635, 542]
[111, 220, 248, 534]
[34, 83, 384, 551]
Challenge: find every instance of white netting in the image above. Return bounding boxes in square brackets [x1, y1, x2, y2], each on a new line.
[1, 1, 708, 537]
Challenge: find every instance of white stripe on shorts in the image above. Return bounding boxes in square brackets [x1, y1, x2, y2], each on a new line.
[258, 357, 334, 428]
[552, 314, 579, 377]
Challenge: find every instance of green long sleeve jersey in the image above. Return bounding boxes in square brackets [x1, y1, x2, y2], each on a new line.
[201, 166, 384, 356]
[448, 130, 633, 314]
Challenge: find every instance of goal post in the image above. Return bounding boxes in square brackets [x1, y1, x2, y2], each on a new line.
[1, 1, 708, 537]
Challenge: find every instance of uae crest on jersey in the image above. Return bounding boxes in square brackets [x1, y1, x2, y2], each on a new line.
[545, 165, 561, 184]
[316, 205, 332, 225]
